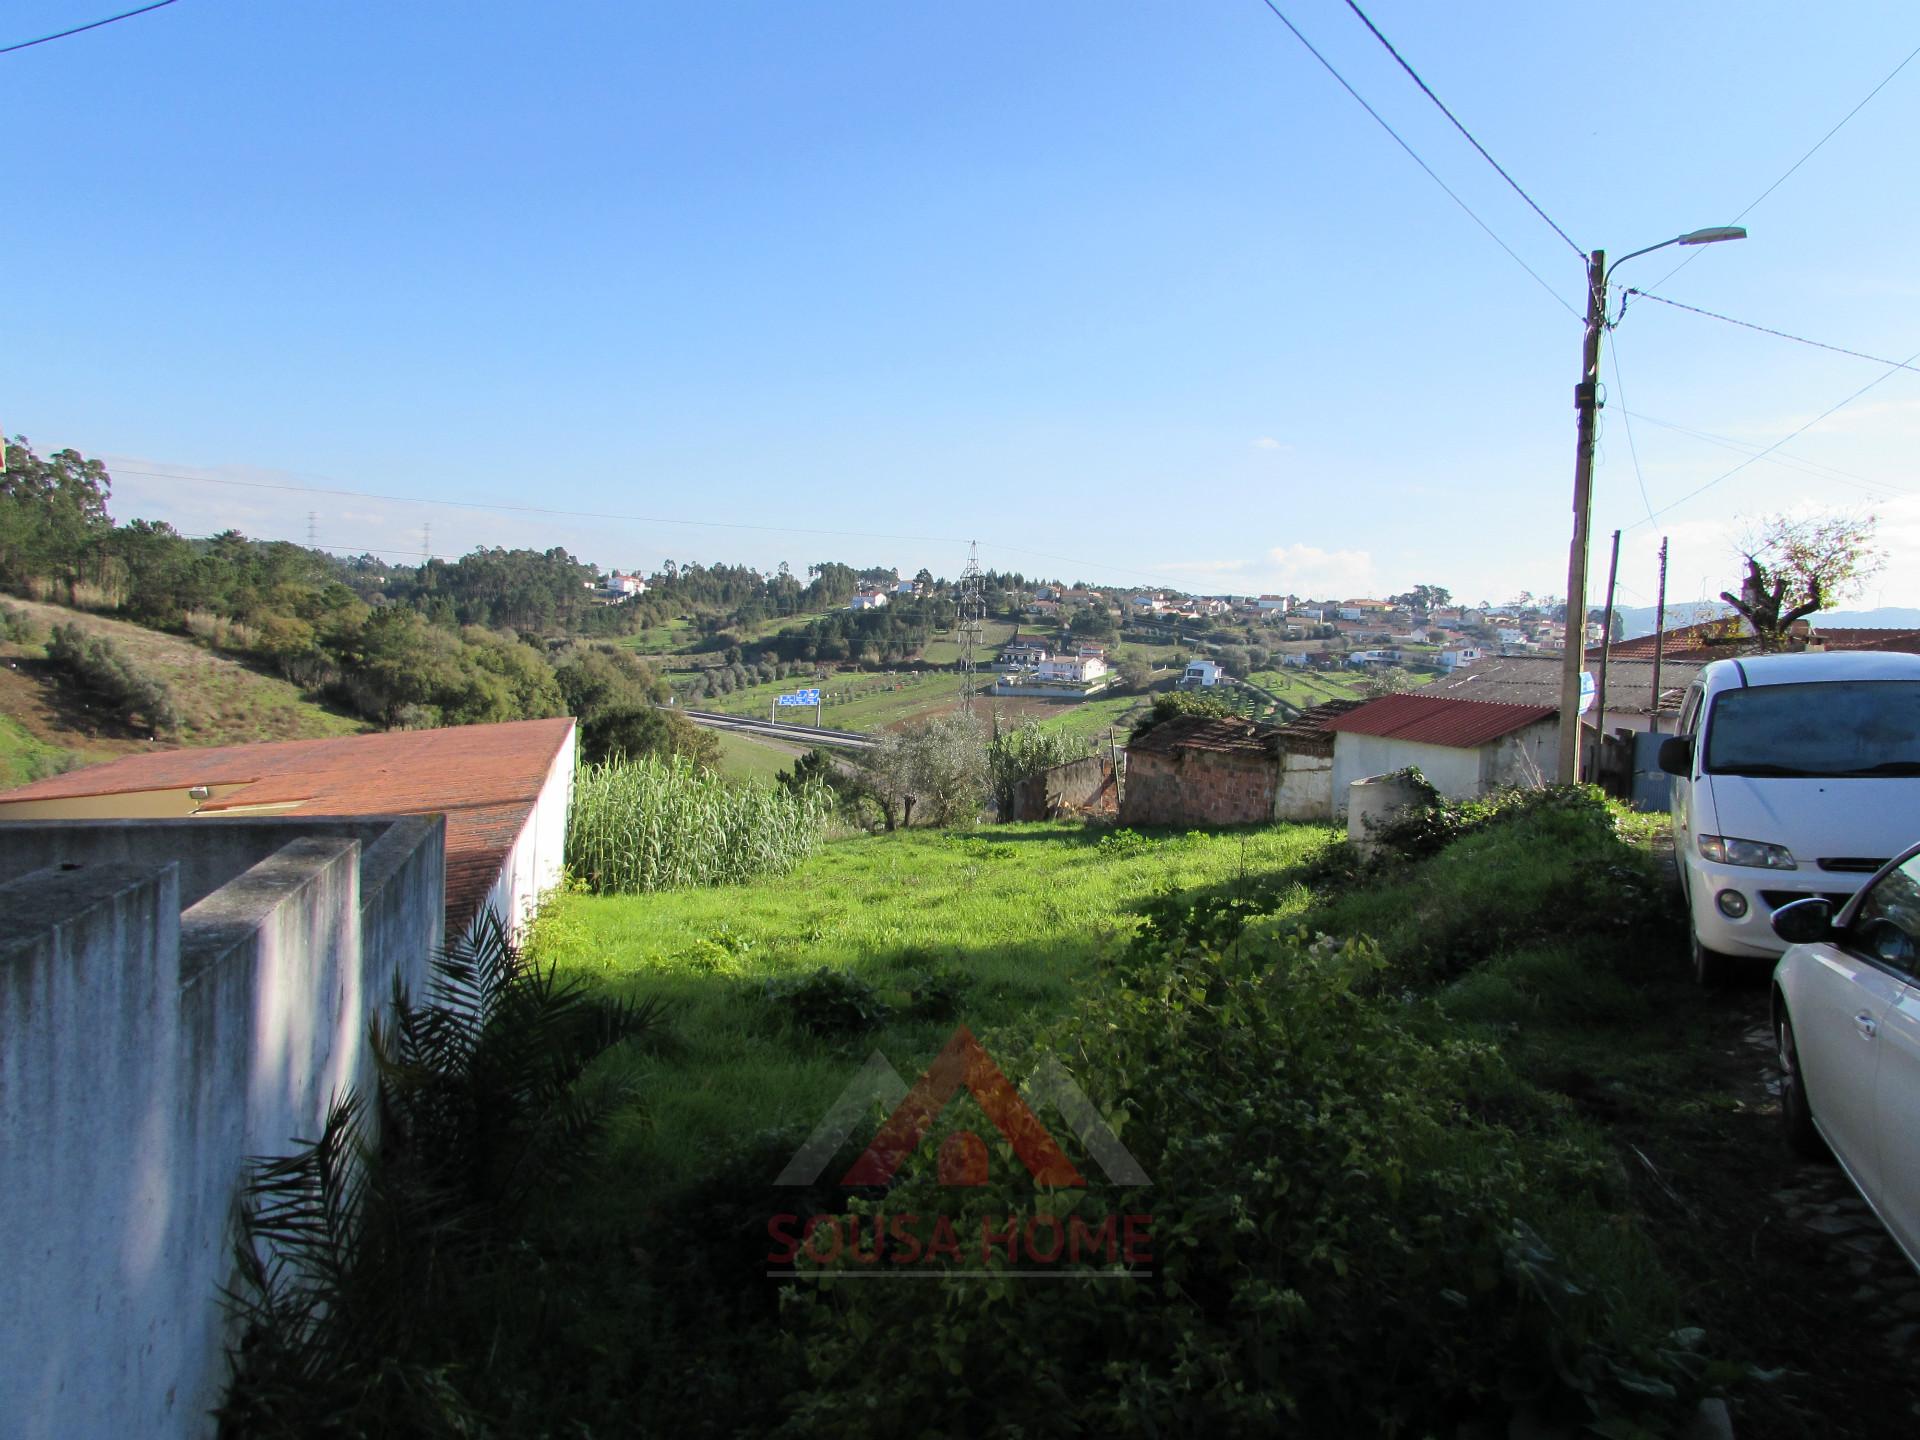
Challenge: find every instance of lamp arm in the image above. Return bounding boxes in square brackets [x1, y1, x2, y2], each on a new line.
[1603, 236, 1683, 287]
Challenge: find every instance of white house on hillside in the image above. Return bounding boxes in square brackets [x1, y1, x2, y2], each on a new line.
[1038, 654, 1108, 684]
[849, 591, 889, 611]
[1002, 636, 1051, 667]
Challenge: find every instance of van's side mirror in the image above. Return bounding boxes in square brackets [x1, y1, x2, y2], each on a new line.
[1771, 897, 1835, 946]
[1657, 735, 1694, 777]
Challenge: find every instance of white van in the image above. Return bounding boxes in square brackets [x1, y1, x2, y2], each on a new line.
[1660, 650, 1920, 984]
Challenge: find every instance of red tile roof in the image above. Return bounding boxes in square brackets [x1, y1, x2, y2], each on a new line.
[1268, 697, 1366, 752]
[1322, 693, 1555, 749]
[0, 718, 575, 930]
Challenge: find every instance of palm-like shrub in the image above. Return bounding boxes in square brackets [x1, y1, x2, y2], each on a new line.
[219, 908, 663, 1435]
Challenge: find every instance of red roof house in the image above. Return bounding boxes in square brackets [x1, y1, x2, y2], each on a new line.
[1323, 693, 1558, 813]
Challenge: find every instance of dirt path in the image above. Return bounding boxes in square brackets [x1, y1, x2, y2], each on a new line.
[1599, 854, 1920, 1438]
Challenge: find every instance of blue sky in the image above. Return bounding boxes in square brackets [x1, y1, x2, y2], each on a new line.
[7, 1, 1919, 612]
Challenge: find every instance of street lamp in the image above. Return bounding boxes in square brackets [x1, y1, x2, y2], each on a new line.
[1554, 225, 1746, 784]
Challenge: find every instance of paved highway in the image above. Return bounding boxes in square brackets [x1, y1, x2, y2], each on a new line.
[678, 707, 876, 751]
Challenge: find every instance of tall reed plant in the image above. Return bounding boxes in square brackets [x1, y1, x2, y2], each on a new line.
[567, 754, 832, 893]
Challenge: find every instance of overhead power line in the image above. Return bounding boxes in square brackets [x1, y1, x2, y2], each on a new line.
[1629, 345, 1920, 527]
[108, 463, 961, 546]
[109, 461, 1209, 594]
[1620, 410, 1916, 502]
[0, 0, 180, 57]
[1648, 37, 1920, 290]
[1337, 0, 1583, 258]
[1620, 289, 1920, 374]
[1602, 338, 1656, 525]
[1254, 0, 1580, 320]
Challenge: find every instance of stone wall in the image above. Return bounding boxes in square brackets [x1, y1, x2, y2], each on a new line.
[1120, 747, 1277, 827]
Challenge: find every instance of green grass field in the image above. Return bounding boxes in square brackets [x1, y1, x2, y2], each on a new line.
[1242, 667, 1370, 709]
[531, 821, 1336, 1208]
[920, 618, 1017, 665]
[686, 669, 974, 731]
[708, 728, 802, 785]
[612, 617, 698, 655]
[0, 714, 84, 787]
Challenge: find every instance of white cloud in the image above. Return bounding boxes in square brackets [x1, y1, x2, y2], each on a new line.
[1265, 543, 1377, 597]
[1152, 544, 1378, 598]
[1251, 436, 1288, 451]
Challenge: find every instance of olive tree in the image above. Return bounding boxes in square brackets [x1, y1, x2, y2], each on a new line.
[1722, 510, 1884, 647]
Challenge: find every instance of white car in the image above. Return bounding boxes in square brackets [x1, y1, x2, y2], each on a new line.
[1659, 650, 1920, 984]
[1771, 851, 1920, 1274]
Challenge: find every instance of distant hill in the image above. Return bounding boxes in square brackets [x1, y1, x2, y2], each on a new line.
[0, 599, 369, 787]
[1610, 603, 1920, 640]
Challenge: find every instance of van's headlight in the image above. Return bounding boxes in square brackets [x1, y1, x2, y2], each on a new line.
[1698, 834, 1797, 869]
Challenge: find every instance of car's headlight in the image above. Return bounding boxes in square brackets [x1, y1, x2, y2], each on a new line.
[1697, 834, 1797, 869]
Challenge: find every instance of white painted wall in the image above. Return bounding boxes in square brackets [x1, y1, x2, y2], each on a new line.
[1275, 752, 1333, 821]
[481, 720, 576, 940]
[1485, 721, 1558, 788]
[1332, 734, 1482, 814]
[1329, 721, 1559, 818]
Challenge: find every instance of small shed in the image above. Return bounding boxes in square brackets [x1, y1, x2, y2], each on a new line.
[1121, 715, 1278, 827]
[1323, 693, 1557, 817]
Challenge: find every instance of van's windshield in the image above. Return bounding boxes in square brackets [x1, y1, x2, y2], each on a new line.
[1705, 680, 1920, 778]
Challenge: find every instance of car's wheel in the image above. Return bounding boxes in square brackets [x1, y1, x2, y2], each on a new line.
[1775, 1008, 1827, 1161]
[1690, 930, 1733, 987]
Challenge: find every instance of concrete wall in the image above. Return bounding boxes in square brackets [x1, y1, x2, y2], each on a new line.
[0, 815, 444, 936]
[1329, 722, 1557, 819]
[1121, 747, 1277, 828]
[1484, 721, 1557, 790]
[1332, 734, 1482, 813]
[1009, 756, 1117, 822]
[480, 721, 575, 940]
[0, 815, 444, 1440]
[1275, 751, 1334, 822]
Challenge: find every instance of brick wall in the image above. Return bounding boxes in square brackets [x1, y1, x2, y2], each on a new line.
[1120, 747, 1277, 827]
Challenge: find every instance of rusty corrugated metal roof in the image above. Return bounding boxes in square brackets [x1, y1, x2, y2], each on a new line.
[1322, 693, 1554, 749]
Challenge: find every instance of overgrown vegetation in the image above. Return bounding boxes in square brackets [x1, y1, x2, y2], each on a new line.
[780, 924, 1716, 1437]
[566, 755, 833, 893]
[984, 714, 1089, 818]
[1130, 688, 1236, 735]
[213, 797, 1784, 1437]
[45, 621, 180, 734]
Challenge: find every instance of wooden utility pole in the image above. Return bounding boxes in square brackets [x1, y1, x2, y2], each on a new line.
[1595, 529, 1621, 735]
[1557, 250, 1607, 784]
[1649, 538, 1670, 734]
